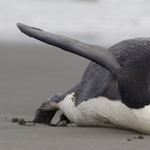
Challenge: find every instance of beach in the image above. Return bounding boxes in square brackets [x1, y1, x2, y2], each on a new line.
[0, 43, 150, 150]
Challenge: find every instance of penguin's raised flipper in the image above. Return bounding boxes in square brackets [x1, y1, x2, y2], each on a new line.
[17, 23, 121, 77]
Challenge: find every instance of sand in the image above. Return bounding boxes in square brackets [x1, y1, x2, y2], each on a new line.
[0, 42, 150, 150]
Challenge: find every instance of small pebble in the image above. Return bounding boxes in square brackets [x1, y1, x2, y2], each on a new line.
[127, 138, 132, 141]
[12, 118, 19, 123]
[18, 119, 26, 125]
[137, 135, 144, 139]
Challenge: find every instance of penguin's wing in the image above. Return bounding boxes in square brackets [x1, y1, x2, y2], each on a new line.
[17, 23, 121, 77]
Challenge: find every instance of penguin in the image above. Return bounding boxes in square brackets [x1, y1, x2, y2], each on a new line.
[17, 23, 150, 134]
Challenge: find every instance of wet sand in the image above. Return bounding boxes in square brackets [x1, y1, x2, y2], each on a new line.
[0, 43, 150, 150]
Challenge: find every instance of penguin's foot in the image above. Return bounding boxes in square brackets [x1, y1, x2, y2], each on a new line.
[50, 114, 76, 127]
[56, 114, 72, 125]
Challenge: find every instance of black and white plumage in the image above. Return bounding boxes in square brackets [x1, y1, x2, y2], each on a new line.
[17, 23, 150, 134]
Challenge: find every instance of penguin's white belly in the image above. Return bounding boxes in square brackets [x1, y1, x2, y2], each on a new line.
[59, 93, 150, 134]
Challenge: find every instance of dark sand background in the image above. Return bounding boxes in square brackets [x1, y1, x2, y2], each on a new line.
[0, 43, 150, 150]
